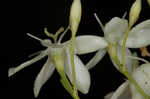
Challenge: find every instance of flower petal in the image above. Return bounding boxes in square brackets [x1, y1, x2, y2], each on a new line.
[8, 50, 48, 77]
[104, 17, 128, 43]
[64, 48, 91, 94]
[63, 35, 108, 55]
[119, 20, 150, 48]
[33, 56, 55, 97]
[86, 49, 107, 70]
[109, 81, 131, 99]
[130, 63, 150, 98]
[110, 46, 133, 73]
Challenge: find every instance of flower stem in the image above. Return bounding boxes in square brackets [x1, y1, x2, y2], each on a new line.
[121, 27, 130, 67]
[121, 27, 150, 99]
[70, 33, 80, 99]
[60, 72, 74, 96]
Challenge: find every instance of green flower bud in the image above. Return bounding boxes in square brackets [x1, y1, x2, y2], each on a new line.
[70, 0, 82, 35]
[129, 0, 142, 28]
[147, 0, 150, 6]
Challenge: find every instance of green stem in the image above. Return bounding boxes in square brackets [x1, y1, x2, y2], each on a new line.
[51, 48, 77, 99]
[70, 33, 79, 99]
[121, 27, 150, 99]
[121, 28, 130, 67]
[108, 43, 149, 99]
[60, 72, 74, 97]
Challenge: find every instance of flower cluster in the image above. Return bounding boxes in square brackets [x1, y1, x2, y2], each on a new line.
[8, 0, 150, 99]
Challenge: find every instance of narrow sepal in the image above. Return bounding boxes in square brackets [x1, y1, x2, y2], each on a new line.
[33, 56, 55, 97]
[86, 49, 107, 70]
[8, 51, 47, 77]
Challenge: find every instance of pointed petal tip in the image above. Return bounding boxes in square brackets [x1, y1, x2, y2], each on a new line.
[8, 68, 16, 77]
[33, 86, 40, 98]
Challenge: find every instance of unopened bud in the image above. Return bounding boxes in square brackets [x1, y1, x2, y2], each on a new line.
[147, 0, 150, 6]
[129, 0, 142, 28]
[69, 0, 82, 35]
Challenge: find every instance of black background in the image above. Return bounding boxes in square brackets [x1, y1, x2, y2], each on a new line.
[4, 0, 150, 99]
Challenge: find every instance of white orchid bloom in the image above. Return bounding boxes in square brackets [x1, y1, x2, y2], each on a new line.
[104, 63, 150, 99]
[85, 15, 150, 98]
[86, 15, 133, 73]
[8, 27, 106, 98]
[86, 14, 150, 72]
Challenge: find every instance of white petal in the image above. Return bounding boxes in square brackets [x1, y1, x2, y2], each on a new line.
[110, 81, 131, 99]
[8, 51, 48, 77]
[33, 56, 55, 97]
[130, 63, 150, 98]
[64, 48, 91, 94]
[86, 49, 107, 70]
[119, 20, 150, 48]
[104, 17, 128, 43]
[63, 35, 108, 55]
[110, 46, 133, 73]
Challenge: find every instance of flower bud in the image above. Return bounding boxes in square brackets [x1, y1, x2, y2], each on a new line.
[147, 0, 150, 6]
[69, 0, 82, 35]
[129, 0, 142, 28]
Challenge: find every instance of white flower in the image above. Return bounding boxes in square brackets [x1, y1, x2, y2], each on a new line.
[86, 15, 132, 73]
[8, 28, 106, 97]
[86, 14, 150, 73]
[85, 14, 150, 98]
[104, 63, 150, 99]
